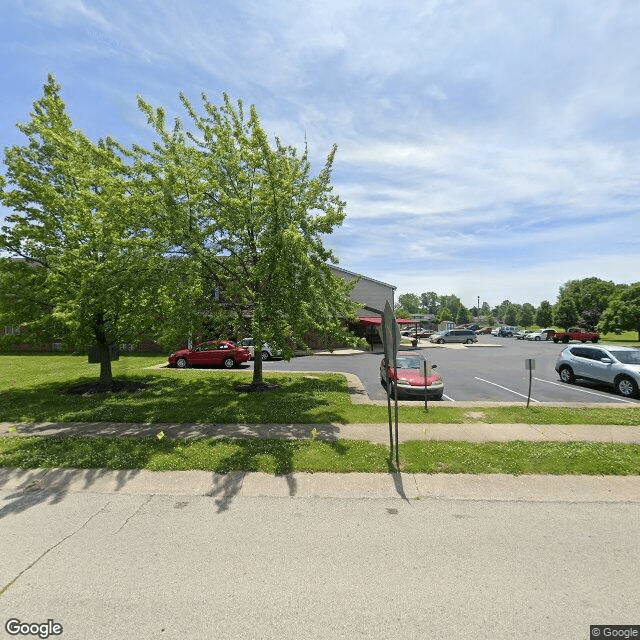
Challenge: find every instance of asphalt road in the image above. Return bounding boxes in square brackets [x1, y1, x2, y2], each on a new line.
[255, 335, 640, 405]
[1, 481, 638, 640]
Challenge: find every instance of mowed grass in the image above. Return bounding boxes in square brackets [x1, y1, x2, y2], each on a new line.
[1, 354, 640, 425]
[1, 435, 639, 475]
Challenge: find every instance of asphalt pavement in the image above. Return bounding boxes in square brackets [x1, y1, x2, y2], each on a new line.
[249, 336, 640, 404]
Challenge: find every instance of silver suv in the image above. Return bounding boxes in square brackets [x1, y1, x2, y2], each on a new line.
[555, 345, 640, 398]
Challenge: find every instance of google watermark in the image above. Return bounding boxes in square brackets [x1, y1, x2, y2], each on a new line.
[5, 619, 62, 638]
[591, 626, 640, 638]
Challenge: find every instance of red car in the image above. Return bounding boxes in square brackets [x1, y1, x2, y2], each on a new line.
[168, 341, 251, 369]
[379, 352, 444, 400]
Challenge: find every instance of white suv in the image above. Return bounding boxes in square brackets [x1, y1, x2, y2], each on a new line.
[555, 345, 640, 398]
[238, 338, 281, 361]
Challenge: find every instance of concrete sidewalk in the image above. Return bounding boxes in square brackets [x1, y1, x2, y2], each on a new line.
[2, 420, 640, 443]
[2, 467, 640, 502]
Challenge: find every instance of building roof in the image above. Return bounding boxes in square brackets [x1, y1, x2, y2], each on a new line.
[329, 265, 396, 290]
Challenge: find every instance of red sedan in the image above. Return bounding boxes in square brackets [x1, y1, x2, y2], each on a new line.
[379, 352, 444, 400]
[168, 341, 251, 369]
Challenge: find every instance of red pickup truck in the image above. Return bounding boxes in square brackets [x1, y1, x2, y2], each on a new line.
[552, 328, 600, 343]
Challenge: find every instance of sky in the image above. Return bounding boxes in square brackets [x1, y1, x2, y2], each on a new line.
[1, 0, 639, 311]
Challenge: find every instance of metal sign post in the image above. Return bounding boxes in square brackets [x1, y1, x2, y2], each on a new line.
[525, 358, 535, 407]
[379, 302, 402, 468]
[423, 359, 429, 411]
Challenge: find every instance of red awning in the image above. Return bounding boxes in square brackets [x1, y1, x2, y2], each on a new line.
[357, 316, 417, 325]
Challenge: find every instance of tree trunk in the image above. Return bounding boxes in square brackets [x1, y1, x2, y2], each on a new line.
[95, 313, 114, 389]
[252, 341, 263, 385]
[98, 342, 113, 388]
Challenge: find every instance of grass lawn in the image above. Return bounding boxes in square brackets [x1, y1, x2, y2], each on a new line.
[1, 353, 640, 426]
[1, 435, 639, 475]
[2, 354, 639, 476]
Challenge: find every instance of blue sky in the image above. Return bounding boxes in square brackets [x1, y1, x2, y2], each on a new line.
[1, 0, 639, 310]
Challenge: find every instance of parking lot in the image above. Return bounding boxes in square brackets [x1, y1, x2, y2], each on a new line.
[257, 335, 640, 405]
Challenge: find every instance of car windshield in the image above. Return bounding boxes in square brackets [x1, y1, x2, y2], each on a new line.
[613, 350, 640, 365]
[395, 357, 423, 369]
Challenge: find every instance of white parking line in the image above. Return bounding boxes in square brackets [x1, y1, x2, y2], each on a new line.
[534, 378, 639, 404]
[442, 394, 456, 402]
[474, 377, 540, 402]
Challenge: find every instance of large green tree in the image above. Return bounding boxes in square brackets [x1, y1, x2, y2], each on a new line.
[456, 305, 471, 324]
[0, 76, 171, 388]
[597, 283, 640, 340]
[420, 291, 439, 314]
[136, 92, 361, 386]
[397, 293, 421, 315]
[558, 277, 617, 328]
[517, 303, 536, 328]
[553, 296, 579, 330]
[503, 303, 518, 326]
[535, 300, 554, 327]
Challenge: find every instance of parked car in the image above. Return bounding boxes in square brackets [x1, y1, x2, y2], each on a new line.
[490, 327, 500, 337]
[379, 352, 444, 400]
[555, 345, 640, 398]
[496, 325, 517, 337]
[429, 329, 477, 344]
[514, 330, 531, 340]
[168, 340, 251, 369]
[238, 337, 281, 361]
[525, 328, 555, 341]
[552, 328, 600, 343]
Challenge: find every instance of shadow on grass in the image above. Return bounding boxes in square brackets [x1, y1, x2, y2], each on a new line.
[0, 372, 350, 425]
[0, 435, 359, 516]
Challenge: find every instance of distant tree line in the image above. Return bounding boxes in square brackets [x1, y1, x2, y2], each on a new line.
[395, 277, 640, 340]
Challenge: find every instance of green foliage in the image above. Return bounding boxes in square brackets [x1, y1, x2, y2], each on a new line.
[0, 76, 173, 385]
[553, 296, 579, 330]
[438, 294, 462, 319]
[503, 303, 518, 326]
[559, 277, 617, 313]
[436, 307, 453, 322]
[598, 283, 640, 340]
[397, 293, 421, 314]
[136, 92, 362, 383]
[535, 300, 554, 327]
[456, 305, 471, 324]
[420, 291, 438, 314]
[517, 303, 535, 327]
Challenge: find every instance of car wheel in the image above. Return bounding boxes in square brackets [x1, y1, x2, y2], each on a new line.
[260, 350, 270, 361]
[176, 357, 188, 369]
[534, 336, 541, 341]
[591, 338, 599, 343]
[437, 338, 445, 344]
[223, 356, 236, 369]
[562, 337, 570, 343]
[616, 376, 638, 398]
[553, 338, 559, 343]
[559, 366, 575, 384]
[465, 339, 474, 344]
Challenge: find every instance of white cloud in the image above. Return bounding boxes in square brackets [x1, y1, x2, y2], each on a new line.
[2, 0, 640, 306]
